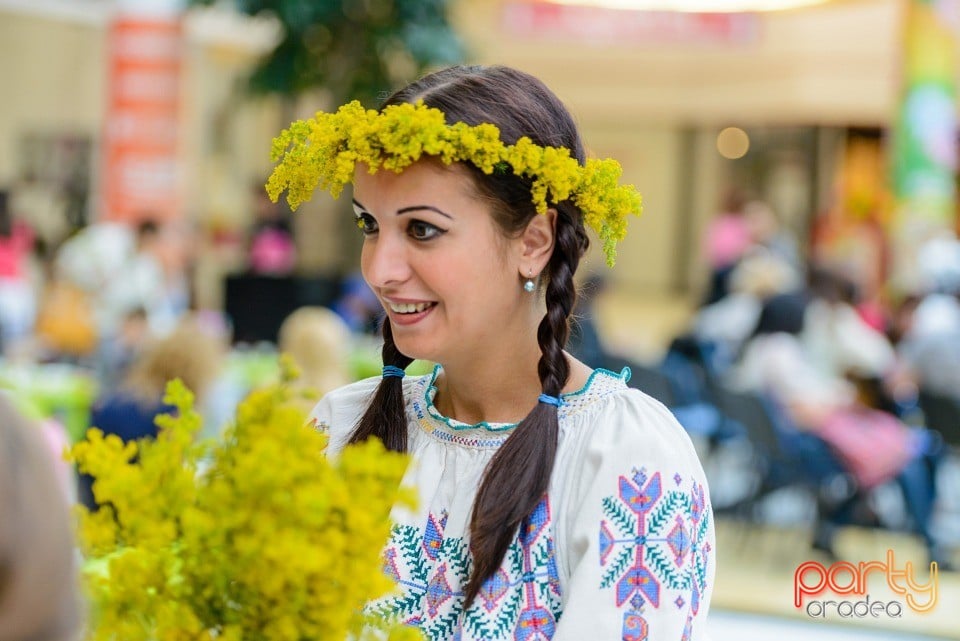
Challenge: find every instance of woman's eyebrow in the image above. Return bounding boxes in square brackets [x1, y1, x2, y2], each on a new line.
[397, 205, 453, 220]
[353, 200, 453, 220]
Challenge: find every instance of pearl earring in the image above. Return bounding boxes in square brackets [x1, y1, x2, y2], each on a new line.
[523, 268, 536, 293]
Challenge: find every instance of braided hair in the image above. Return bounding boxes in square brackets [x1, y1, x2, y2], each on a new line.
[347, 65, 590, 607]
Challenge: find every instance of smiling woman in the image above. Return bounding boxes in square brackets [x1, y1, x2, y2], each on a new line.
[268, 64, 715, 640]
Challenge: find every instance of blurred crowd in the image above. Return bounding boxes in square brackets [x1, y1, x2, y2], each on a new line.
[572, 190, 960, 569]
[0, 184, 383, 513]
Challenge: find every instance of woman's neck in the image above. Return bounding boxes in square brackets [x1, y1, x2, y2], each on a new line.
[434, 341, 542, 425]
[433, 347, 593, 426]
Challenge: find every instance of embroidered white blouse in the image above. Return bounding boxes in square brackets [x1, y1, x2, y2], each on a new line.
[309, 365, 715, 641]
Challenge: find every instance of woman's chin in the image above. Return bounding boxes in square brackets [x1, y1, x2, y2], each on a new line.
[393, 339, 435, 364]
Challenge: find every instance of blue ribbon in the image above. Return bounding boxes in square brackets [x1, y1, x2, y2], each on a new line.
[538, 393, 561, 407]
[382, 366, 406, 379]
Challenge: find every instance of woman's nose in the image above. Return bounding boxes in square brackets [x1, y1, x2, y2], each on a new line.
[361, 233, 412, 288]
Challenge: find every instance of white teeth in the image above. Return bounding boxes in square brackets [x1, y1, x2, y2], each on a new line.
[389, 302, 433, 314]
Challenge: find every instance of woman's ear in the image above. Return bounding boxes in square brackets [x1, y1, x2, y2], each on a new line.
[519, 208, 557, 274]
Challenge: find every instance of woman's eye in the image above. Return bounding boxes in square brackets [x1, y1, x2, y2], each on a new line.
[355, 213, 378, 235]
[408, 220, 444, 241]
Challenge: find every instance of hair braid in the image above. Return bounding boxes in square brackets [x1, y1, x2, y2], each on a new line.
[538, 207, 584, 394]
[464, 204, 585, 607]
[348, 319, 414, 452]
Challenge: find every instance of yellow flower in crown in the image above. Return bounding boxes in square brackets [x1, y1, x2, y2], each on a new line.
[267, 100, 642, 266]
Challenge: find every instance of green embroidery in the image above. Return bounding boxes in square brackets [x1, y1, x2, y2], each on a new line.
[601, 495, 635, 534]
[645, 545, 690, 591]
[600, 546, 633, 589]
[378, 501, 562, 640]
[646, 492, 688, 534]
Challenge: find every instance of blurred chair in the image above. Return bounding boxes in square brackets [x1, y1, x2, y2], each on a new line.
[918, 389, 960, 549]
[712, 385, 847, 495]
[918, 389, 960, 449]
[709, 384, 949, 563]
[660, 335, 733, 404]
[709, 384, 859, 555]
[621, 361, 676, 406]
[606, 354, 733, 445]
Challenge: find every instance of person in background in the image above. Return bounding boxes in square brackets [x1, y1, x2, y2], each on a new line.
[897, 232, 960, 403]
[734, 293, 945, 566]
[95, 306, 151, 389]
[0, 189, 37, 353]
[332, 271, 383, 334]
[802, 267, 898, 391]
[33, 261, 99, 363]
[693, 247, 802, 365]
[275, 64, 715, 639]
[247, 182, 297, 277]
[898, 290, 960, 403]
[102, 219, 192, 338]
[279, 306, 353, 401]
[742, 199, 801, 268]
[0, 394, 80, 641]
[78, 315, 225, 509]
[54, 219, 134, 307]
[701, 187, 752, 306]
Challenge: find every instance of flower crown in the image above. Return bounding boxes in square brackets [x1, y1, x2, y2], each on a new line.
[266, 100, 642, 265]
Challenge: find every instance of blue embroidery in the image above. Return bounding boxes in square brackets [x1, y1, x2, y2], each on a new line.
[599, 468, 711, 641]
[372, 499, 562, 640]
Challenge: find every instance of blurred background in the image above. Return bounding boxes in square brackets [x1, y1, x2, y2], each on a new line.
[1, 0, 960, 638]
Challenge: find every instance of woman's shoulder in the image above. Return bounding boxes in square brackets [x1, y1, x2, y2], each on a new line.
[561, 366, 675, 426]
[309, 374, 416, 417]
[559, 367, 702, 469]
[313, 375, 382, 410]
[306, 374, 425, 448]
[558, 366, 631, 420]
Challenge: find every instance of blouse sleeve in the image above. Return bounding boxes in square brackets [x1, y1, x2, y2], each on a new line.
[553, 389, 715, 641]
[306, 377, 383, 458]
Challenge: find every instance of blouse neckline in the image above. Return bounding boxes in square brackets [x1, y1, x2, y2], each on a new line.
[408, 364, 631, 449]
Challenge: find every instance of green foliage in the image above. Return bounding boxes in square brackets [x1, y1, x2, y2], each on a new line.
[190, 0, 465, 104]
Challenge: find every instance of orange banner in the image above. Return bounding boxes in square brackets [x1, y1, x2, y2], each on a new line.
[100, 16, 183, 222]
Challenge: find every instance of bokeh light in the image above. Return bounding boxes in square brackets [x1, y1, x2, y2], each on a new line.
[717, 126, 750, 159]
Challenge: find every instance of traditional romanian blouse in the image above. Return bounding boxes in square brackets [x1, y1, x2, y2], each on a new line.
[310, 365, 715, 641]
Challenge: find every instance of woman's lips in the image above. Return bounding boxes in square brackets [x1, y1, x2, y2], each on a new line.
[384, 300, 437, 326]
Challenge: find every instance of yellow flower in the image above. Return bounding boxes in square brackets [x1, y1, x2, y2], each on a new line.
[267, 100, 642, 265]
[71, 377, 419, 641]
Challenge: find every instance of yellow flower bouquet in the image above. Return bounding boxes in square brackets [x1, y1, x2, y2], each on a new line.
[70, 370, 419, 641]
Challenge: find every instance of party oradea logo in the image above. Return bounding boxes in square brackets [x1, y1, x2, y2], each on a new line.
[794, 550, 938, 619]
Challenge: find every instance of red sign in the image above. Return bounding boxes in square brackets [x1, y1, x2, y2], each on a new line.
[502, 1, 760, 45]
[100, 16, 183, 222]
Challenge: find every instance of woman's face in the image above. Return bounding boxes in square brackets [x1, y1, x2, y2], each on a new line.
[353, 160, 527, 365]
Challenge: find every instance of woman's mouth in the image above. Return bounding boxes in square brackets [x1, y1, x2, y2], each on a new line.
[387, 301, 436, 314]
[385, 300, 437, 326]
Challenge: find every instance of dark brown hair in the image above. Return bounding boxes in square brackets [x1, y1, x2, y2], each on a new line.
[347, 65, 590, 606]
